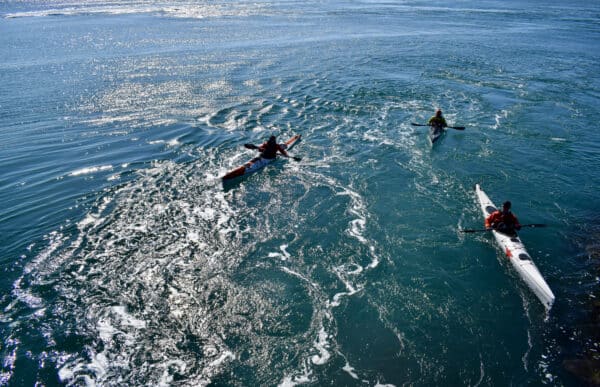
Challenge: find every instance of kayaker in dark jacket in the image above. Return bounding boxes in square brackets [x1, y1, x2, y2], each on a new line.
[258, 135, 289, 159]
[485, 201, 522, 234]
[428, 109, 447, 132]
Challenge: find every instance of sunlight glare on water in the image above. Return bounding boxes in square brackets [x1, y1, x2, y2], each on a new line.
[1, 0, 599, 385]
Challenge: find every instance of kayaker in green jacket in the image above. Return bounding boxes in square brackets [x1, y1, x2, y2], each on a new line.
[428, 109, 447, 131]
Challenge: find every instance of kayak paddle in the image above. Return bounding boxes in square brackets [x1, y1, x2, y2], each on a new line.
[244, 143, 302, 161]
[411, 123, 465, 130]
[460, 224, 547, 233]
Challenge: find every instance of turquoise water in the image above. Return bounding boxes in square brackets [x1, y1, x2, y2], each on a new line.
[1, 1, 600, 385]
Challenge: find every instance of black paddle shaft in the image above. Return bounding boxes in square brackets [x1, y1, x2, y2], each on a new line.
[411, 122, 465, 130]
[460, 224, 547, 233]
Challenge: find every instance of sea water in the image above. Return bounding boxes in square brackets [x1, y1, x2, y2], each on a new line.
[1, 0, 599, 385]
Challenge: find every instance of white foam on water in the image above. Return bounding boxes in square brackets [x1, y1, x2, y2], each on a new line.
[0, 344, 18, 385]
[147, 138, 181, 147]
[157, 360, 187, 387]
[14, 192, 115, 319]
[310, 327, 331, 365]
[194, 205, 217, 221]
[342, 361, 359, 379]
[208, 351, 235, 367]
[492, 109, 509, 130]
[334, 186, 380, 269]
[186, 231, 201, 243]
[268, 244, 293, 261]
[127, 222, 148, 233]
[110, 306, 146, 329]
[13, 158, 252, 385]
[96, 311, 121, 341]
[280, 244, 291, 260]
[280, 267, 318, 289]
[57, 362, 82, 384]
[329, 283, 362, 308]
[21, 231, 64, 278]
[69, 165, 113, 176]
[278, 361, 313, 387]
[366, 245, 379, 269]
[346, 263, 363, 275]
[328, 262, 365, 307]
[59, 351, 111, 385]
[56, 365, 74, 384]
[92, 306, 147, 364]
[349, 218, 368, 244]
[474, 358, 485, 387]
[363, 130, 395, 146]
[87, 352, 109, 380]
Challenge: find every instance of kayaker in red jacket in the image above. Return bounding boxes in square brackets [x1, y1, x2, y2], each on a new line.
[485, 201, 522, 234]
[258, 135, 289, 159]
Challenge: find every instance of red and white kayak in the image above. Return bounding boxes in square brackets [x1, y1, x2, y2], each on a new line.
[475, 184, 555, 310]
[221, 134, 301, 181]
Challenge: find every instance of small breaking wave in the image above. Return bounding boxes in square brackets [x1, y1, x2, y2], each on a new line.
[69, 165, 113, 176]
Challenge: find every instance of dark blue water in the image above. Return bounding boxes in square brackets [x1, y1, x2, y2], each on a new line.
[1, 1, 600, 385]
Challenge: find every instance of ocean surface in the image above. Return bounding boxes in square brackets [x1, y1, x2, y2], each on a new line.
[1, 0, 600, 385]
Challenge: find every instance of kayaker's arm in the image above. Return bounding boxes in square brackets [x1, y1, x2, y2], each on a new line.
[277, 145, 289, 158]
[278, 145, 302, 161]
[512, 214, 522, 230]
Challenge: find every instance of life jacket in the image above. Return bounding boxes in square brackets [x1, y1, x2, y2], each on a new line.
[485, 210, 519, 229]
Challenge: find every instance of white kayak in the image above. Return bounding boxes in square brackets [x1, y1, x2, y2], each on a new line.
[429, 125, 445, 145]
[474, 184, 555, 310]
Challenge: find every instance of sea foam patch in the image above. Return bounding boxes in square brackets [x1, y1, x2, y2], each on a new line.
[310, 327, 331, 365]
[69, 165, 113, 176]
